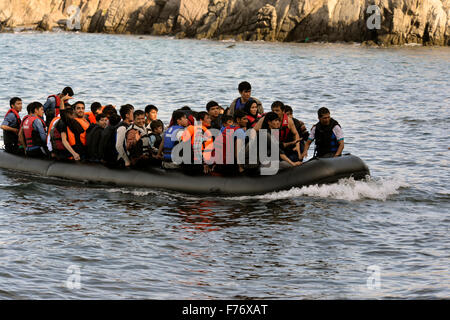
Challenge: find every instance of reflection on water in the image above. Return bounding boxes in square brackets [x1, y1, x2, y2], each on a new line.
[0, 32, 449, 299]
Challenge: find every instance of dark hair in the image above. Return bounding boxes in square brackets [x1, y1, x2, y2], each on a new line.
[271, 101, 285, 111]
[73, 101, 85, 108]
[238, 81, 251, 92]
[145, 104, 158, 113]
[102, 105, 117, 118]
[29, 102, 44, 114]
[206, 101, 219, 112]
[95, 113, 107, 122]
[243, 99, 258, 116]
[234, 110, 247, 122]
[150, 119, 164, 132]
[221, 115, 233, 125]
[134, 110, 145, 118]
[61, 87, 74, 97]
[172, 110, 186, 123]
[109, 113, 121, 126]
[60, 107, 74, 123]
[197, 111, 209, 122]
[318, 107, 330, 118]
[180, 106, 191, 111]
[91, 102, 102, 113]
[10, 97, 21, 108]
[262, 112, 280, 129]
[119, 104, 134, 120]
[284, 105, 293, 114]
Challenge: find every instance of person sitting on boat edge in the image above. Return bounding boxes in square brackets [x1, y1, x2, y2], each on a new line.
[49, 107, 80, 161]
[302, 107, 344, 159]
[43, 86, 74, 127]
[1, 97, 24, 155]
[125, 110, 151, 168]
[115, 104, 135, 167]
[206, 101, 222, 131]
[85, 113, 108, 162]
[181, 111, 214, 175]
[254, 101, 303, 163]
[260, 112, 302, 169]
[157, 110, 189, 170]
[144, 104, 158, 131]
[227, 81, 263, 117]
[284, 105, 309, 154]
[22, 102, 48, 158]
[243, 99, 262, 129]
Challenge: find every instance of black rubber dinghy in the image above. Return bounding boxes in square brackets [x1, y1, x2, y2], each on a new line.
[0, 151, 369, 196]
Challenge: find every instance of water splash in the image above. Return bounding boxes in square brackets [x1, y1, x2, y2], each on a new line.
[231, 176, 410, 202]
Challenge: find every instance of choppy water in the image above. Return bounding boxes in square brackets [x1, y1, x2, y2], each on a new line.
[0, 32, 449, 299]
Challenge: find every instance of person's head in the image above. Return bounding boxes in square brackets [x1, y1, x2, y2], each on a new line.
[145, 104, 158, 122]
[10, 97, 22, 112]
[150, 119, 164, 134]
[180, 106, 191, 111]
[73, 101, 86, 118]
[265, 112, 281, 130]
[284, 105, 294, 118]
[244, 99, 258, 117]
[60, 107, 75, 123]
[238, 81, 252, 102]
[206, 101, 220, 119]
[218, 106, 225, 115]
[133, 110, 146, 128]
[119, 104, 134, 122]
[29, 102, 44, 118]
[221, 115, 233, 127]
[197, 111, 211, 127]
[96, 113, 108, 129]
[318, 107, 331, 126]
[91, 102, 102, 115]
[102, 105, 117, 119]
[234, 110, 248, 128]
[61, 87, 74, 100]
[108, 113, 121, 127]
[271, 101, 285, 119]
[172, 110, 188, 127]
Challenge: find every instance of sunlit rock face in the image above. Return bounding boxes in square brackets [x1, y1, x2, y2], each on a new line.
[1, 0, 448, 45]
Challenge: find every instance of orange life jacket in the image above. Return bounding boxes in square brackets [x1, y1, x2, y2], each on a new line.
[85, 112, 96, 124]
[67, 117, 90, 146]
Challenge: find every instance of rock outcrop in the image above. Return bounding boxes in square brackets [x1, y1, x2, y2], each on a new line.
[0, 0, 449, 45]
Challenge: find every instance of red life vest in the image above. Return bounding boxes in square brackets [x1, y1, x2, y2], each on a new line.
[246, 114, 261, 128]
[5, 108, 21, 128]
[280, 113, 290, 142]
[219, 125, 240, 164]
[22, 116, 46, 148]
[48, 95, 63, 117]
[85, 112, 96, 124]
[47, 117, 65, 152]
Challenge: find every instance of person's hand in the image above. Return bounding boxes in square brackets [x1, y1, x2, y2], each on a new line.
[301, 151, 307, 159]
[125, 160, 131, 167]
[73, 153, 80, 161]
[292, 161, 302, 167]
[203, 164, 210, 174]
[61, 94, 73, 102]
[155, 153, 162, 160]
[334, 154, 341, 158]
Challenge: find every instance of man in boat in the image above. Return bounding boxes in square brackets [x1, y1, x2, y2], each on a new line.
[253, 101, 303, 162]
[85, 102, 102, 124]
[302, 107, 344, 159]
[86, 113, 108, 162]
[284, 105, 309, 155]
[206, 101, 222, 130]
[181, 111, 214, 175]
[144, 105, 158, 131]
[115, 104, 135, 167]
[43, 86, 74, 127]
[1, 97, 24, 155]
[125, 110, 151, 167]
[227, 81, 263, 117]
[22, 102, 48, 158]
[157, 110, 189, 170]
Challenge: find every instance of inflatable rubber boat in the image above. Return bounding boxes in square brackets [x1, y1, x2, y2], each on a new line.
[0, 151, 369, 196]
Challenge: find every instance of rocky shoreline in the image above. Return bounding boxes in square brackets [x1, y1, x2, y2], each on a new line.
[1, 0, 449, 46]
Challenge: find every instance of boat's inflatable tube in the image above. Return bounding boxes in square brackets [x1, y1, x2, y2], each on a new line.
[0, 151, 370, 196]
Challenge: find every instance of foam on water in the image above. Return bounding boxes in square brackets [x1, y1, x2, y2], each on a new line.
[230, 176, 410, 202]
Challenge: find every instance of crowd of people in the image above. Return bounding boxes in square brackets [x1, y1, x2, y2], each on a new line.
[1, 81, 345, 176]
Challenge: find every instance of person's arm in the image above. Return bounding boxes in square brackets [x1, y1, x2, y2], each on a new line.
[252, 116, 265, 132]
[33, 120, 47, 144]
[156, 135, 165, 159]
[61, 131, 80, 161]
[43, 97, 56, 112]
[288, 117, 302, 159]
[1, 114, 19, 134]
[302, 126, 315, 159]
[116, 126, 130, 166]
[333, 125, 344, 157]
[18, 127, 25, 148]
